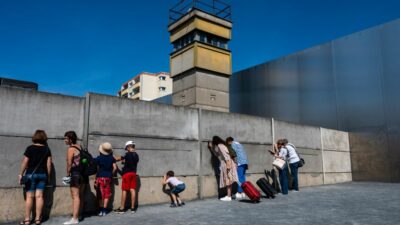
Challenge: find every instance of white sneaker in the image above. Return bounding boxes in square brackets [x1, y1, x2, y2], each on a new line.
[241, 193, 247, 198]
[235, 193, 243, 199]
[63, 218, 79, 225]
[220, 196, 232, 201]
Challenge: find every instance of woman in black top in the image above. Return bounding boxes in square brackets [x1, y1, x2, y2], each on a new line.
[18, 130, 52, 225]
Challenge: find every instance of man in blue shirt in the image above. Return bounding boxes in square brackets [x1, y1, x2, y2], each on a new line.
[226, 137, 248, 199]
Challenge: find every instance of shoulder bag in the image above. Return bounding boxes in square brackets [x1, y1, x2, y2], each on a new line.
[21, 147, 49, 185]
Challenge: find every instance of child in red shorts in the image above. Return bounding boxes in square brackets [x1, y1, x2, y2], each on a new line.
[114, 141, 139, 214]
[94, 142, 117, 216]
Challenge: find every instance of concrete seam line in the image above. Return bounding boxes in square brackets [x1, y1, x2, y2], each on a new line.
[323, 148, 351, 152]
[320, 127, 326, 185]
[83, 93, 91, 148]
[198, 108, 203, 199]
[88, 132, 199, 141]
[271, 117, 275, 144]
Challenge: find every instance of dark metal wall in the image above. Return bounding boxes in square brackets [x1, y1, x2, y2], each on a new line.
[230, 19, 400, 182]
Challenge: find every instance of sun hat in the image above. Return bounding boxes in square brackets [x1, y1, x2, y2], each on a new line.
[125, 141, 135, 150]
[99, 142, 113, 155]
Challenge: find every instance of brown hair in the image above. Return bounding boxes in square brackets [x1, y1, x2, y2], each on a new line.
[166, 170, 174, 177]
[32, 130, 48, 145]
[277, 139, 285, 146]
[64, 131, 77, 144]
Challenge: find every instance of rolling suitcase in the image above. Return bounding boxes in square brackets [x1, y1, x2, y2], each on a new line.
[256, 178, 275, 199]
[264, 170, 279, 194]
[241, 181, 261, 203]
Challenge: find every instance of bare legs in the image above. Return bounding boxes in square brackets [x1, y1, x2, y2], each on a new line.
[227, 184, 232, 197]
[120, 189, 136, 209]
[99, 198, 109, 209]
[24, 192, 34, 222]
[24, 190, 44, 223]
[70, 187, 80, 220]
[171, 193, 183, 205]
[34, 191, 44, 221]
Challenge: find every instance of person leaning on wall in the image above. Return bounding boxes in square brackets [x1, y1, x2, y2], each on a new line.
[18, 130, 52, 225]
[273, 139, 290, 195]
[226, 137, 248, 199]
[281, 139, 300, 192]
[208, 136, 238, 201]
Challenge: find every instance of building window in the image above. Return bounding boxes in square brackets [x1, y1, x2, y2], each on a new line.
[128, 82, 133, 87]
[196, 31, 228, 50]
[159, 76, 166, 81]
[133, 87, 140, 95]
[159, 86, 166, 91]
[172, 32, 195, 51]
[210, 94, 216, 101]
[181, 94, 185, 103]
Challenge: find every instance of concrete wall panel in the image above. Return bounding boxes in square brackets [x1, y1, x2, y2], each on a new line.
[274, 120, 321, 149]
[323, 151, 352, 173]
[201, 175, 219, 198]
[299, 173, 324, 187]
[201, 110, 272, 144]
[88, 135, 199, 177]
[321, 128, 350, 151]
[88, 94, 199, 140]
[0, 136, 74, 187]
[0, 87, 84, 138]
[324, 173, 352, 184]
[296, 148, 323, 173]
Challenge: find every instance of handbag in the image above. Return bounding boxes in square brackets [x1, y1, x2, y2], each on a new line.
[298, 158, 305, 168]
[20, 147, 49, 185]
[272, 158, 286, 170]
[20, 174, 32, 185]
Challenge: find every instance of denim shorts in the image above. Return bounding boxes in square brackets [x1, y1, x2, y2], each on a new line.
[171, 183, 185, 194]
[24, 173, 47, 192]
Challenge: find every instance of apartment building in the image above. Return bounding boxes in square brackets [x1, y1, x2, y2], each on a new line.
[118, 72, 172, 101]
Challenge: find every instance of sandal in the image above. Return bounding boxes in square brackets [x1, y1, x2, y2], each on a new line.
[19, 220, 30, 225]
[34, 219, 42, 225]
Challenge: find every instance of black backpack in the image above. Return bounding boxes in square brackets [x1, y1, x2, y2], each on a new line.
[72, 146, 97, 176]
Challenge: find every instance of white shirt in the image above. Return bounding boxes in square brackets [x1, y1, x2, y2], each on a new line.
[285, 144, 300, 164]
[278, 147, 288, 161]
[166, 177, 183, 186]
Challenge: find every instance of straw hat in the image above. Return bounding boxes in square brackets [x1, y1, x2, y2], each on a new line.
[99, 142, 113, 155]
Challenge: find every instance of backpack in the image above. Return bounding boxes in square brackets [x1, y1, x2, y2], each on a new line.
[72, 146, 97, 176]
[227, 146, 237, 159]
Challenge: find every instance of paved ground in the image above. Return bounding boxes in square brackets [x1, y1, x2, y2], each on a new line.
[12, 182, 400, 225]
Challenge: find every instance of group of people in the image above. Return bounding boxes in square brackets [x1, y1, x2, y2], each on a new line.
[18, 130, 186, 225]
[208, 136, 301, 201]
[18, 130, 300, 225]
[269, 138, 301, 194]
[208, 136, 249, 201]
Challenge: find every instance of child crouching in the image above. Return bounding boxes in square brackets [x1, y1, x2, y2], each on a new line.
[162, 171, 186, 207]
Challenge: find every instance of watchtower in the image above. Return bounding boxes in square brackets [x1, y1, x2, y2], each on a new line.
[168, 0, 232, 112]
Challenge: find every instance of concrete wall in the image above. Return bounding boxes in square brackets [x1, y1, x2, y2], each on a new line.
[0, 87, 351, 223]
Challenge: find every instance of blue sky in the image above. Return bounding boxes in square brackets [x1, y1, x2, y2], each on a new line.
[1, 0, 399, 96]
